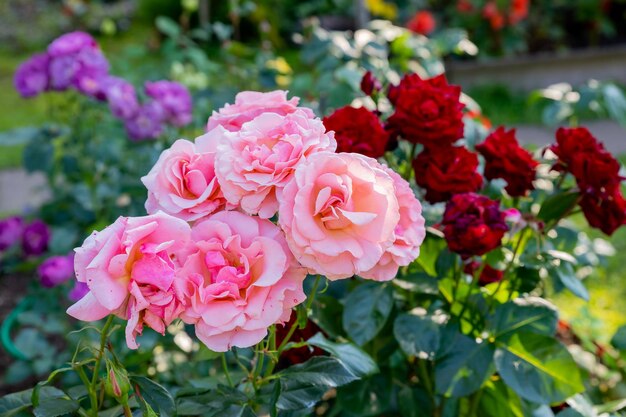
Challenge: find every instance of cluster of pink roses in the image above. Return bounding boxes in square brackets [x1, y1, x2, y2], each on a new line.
[67, 91, 426, 352]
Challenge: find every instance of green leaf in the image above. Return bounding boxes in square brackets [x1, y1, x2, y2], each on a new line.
[131, 376, 176, 417]
[0, 389, 32, 417]
[396, 270, 439, 295]
[494, 333, 584, 404]
[32, 387, 78, 417]
[602, 83, 626, 127]
[277, 357, 358, 410]
[342, 283, 393, 346]
[550, 263, 589, 301]
[307, 333, 378, 377]
[610, 325, 626, 350]
[397, 386, 433, 417]
[312, 295, 344, 338]
[538, 192, 580, 223]
[436, 249, 457, 279]
[555, 410, 584, 417]
[488, 297, 558, 341]
[22, 138, 54, 173]
[416, 236, 446, 277]
[0, 127, 41, 146]
[155, 16, 181, 38]
[477, 379, 524, 417]
[393, 314, 441, 360]
[435, 324, 495, 397]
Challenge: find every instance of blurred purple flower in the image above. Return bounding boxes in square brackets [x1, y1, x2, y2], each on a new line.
[38, 253, 75, 288]
[68, 281, 89, 301]
[73, 48, 109, 99]
[22, 220, 50, 256]
[48, 31, 98, 58]
[48, 55, 79, 91]
[103, 76, 140, 120]
[0, 217, 24, 251]
[14, 52, 50, 98]
[124, 101, 165, 140]
[145, 80, 192, 126]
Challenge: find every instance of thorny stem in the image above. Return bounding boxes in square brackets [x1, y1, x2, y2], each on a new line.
[89, 315, 114, 417]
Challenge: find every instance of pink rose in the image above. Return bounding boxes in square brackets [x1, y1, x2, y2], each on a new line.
[360, 167, 426, 281]
[66, 212, 191, 349]
[142, 132, 229, 222]
[174, 211, 306, 352]
[278, 152, 405, 280]
[206, 90, 313, 132]
[213, 109, 336, 218]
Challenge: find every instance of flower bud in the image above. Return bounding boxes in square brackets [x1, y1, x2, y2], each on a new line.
[360, 71, 381, 96]
[105, 360, 131, 403]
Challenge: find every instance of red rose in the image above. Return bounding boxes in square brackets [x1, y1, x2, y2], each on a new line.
[323, 106, 389, 158]
[442, 193, 509, 257]
[464, 261, 504, 286]
[407, 11, 436, 36]
[387, 74, 465, 147]
[476, 127, 538, 197]
[275, 315, 325, 369]
[483, 1, 505, 30]
[456, 0, 474, 13]
[551, 127, 621, 196]
[580, 191, 626, 235]
[414, 146, 483, 203]
[509, 0, 529, 25]
[360, 71, 381, 96]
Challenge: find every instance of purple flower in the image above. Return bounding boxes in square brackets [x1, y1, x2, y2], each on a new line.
[14, 53, 50, 98]
[103, 76, 140, 120]
[0, 217, 24, 251]
[124, 101, 165, 140]
[145, 81, 192, 126]
[73, 48, 110, 100]
[49, 55, 80, 91]
[48, 31, 98, 58]
[68, 281, 89, 301]
[22, 220, 50, 256]
[38, 254, 74, 288]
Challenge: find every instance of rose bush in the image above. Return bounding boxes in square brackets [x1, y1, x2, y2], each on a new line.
[3, 26, 626, 417]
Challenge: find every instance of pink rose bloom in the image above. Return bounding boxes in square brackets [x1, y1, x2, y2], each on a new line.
[174, 211, 306, 352]
[66, 212, 191, 349]
[278, 152, 403, 280]
[142, 132, 229, 222]
[214, 109, 336, 218]
[206, 90, 313, 132]
[359, 167, 426, 281]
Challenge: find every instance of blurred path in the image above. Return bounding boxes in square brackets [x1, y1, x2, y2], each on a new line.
[0, 120, 624, 213]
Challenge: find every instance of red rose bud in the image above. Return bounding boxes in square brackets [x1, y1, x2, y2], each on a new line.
[442, 193, 509, 257]
[464, 261, 504, 286]
[407, 11, 436, 36]
[360, 71, 381, 96]
[323, 106, 389, 158]
[579, 191, 626, 235]
[413, 146, 483, 203]
[476, 127, 538, 197]
[483, 1, 506, 30]
[387, 74, 464, 147]
[105, 361, 131, 403]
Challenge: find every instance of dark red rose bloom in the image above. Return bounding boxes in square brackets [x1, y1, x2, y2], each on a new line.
[442, 193, 509, 257]
[464, 261, 504, 286]
[387, 74, 464, 147]
[551, 127, 622, 196]
[407, 11, 436, 35]
[275, 315, 325, 369]
[413, 146, 483, 203]
[323, 106, 389, 158]
[360, 71, 381, 96]
[476, 127, 538, 197]
[579, 191, 626, 235]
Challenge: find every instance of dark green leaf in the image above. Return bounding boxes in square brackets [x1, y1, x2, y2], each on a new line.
[131, 376, 176, 417]
[32, 387, 78, 417]
[436, 249, 457, 279]
[555, 410, 584, 417]
[416, 236, 446, 277]
[307, 333, 378, 377]
[495, 333, 584, 404]
[538, 192, 580, 223]
[397, 386, 433, 417]
[393, 314, 441, 360]
[550, 263, 589, 301]
[155, 16, 181, 38]
[435, 324, 495, 397]
[610, 326, 626, 350]
[23, 139, 53, 173]
[342, 283, 393, 346]
[311, 295, 344, 338]
[489, 297, 558, 340]
[277, 357, 358, 410]
[0, 389, 32, 417]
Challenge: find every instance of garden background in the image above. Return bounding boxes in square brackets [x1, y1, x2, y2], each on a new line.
[3, 0, 626, 414]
